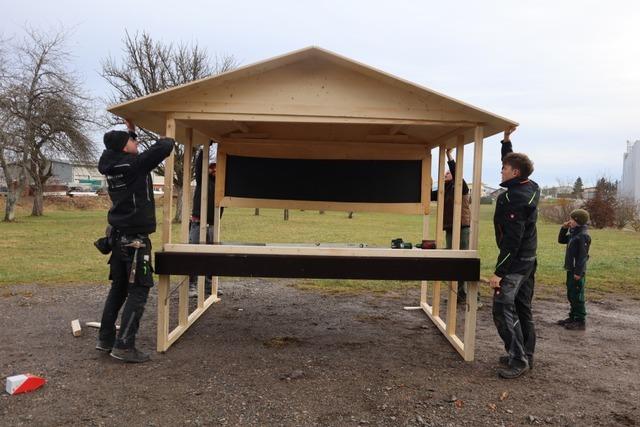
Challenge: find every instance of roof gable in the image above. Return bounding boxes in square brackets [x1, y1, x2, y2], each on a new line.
[109, 47, 516, 146]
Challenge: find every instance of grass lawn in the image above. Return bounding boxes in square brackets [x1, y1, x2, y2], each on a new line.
[1, 198, 639, 297]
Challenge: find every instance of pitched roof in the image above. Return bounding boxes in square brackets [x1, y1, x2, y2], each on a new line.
[108, 46, 517, 147]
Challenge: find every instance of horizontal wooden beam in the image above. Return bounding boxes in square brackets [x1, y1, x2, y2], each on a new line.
[220, 196, 424, 215]
[218, 139, 429, 160]
[163, 243, 479, 258]
[170, 111, 482, 127]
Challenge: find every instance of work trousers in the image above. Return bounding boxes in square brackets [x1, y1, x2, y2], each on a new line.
[492, 258, 537, 368]
[99, 232, 154, 350]
[188, 221, 213, 288]
[566, 271, 586, 321]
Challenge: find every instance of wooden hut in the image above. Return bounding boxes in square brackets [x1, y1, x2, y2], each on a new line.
[108, 46, 517, 360]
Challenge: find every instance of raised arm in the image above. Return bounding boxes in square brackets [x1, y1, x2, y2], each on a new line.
[501, 126, 517, 160]
[558, 223, 570, 244]
[136, 138, 174, 173]
[447, 149, 469, 194]
[194, 148, 203, 186]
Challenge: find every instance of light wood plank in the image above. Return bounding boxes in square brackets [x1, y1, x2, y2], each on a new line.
[220, 197, 423, 215]
[162, 117, 176, 246]
[163, 243, 478, 258]
[157, 274, 170, 352]
[218, 140, 429, 160]
[181, 129, 193, 243]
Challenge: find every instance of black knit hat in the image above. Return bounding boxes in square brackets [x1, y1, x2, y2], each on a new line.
[570, 209, 590, 226]
[103, 130, 129, 152]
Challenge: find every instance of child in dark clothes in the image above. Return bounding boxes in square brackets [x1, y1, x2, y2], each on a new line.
[557, 209, 592, 330]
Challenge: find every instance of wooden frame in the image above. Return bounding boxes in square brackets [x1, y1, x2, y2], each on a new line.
[107, 47, 516, 359]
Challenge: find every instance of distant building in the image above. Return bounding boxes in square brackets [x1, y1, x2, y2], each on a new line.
[583, 186, 597, 200]
[620, 140, 640, 203]
[48, 159, 105, 190]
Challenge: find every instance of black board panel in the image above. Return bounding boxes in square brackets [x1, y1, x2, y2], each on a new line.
[224, 156, 422, 203]
[155, 252, 480, 281]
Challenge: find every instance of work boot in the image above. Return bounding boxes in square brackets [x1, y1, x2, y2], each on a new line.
[499, 355, 534, 370]
[564, 320, 586, 330]
[556, 317, 574, 326]
[498, 363, 529, 379]
[110, 347, 151, 363]
[95, 339, 113, 352]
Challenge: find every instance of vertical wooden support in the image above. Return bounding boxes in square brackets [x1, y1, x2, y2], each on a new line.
[446, 137, 464, 334]
[463, 125, 484, 361]
[432, 146, 447, 317]
[162, 117, 175, 245]
[181, 129, 193, 244]
[420, 153, 431, 306]
[157, 274, 170, 352]
[178, 128, 193, 329]
[212, 151, 227, 297]
[158, 115, 176, 353]
[197, 140, 209, 308]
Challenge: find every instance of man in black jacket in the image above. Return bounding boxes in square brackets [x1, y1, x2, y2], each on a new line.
[489, 127, 539, 379]
[188, 145, 223, 297]
[96, 119, 173, 363]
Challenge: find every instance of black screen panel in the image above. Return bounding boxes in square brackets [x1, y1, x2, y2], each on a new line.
[225, 156, 422, 203]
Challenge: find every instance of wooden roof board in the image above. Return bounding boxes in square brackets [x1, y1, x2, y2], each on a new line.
[108, 46, 517, 147]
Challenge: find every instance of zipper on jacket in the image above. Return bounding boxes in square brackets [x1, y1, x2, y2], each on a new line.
[146, 175, 151, 201]
[132, 193, 137, 211]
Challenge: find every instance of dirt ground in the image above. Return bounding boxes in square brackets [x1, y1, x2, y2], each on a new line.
[1, 280, 639, 427]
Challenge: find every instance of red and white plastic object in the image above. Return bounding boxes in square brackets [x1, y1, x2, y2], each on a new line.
[5, 374, 46, 395]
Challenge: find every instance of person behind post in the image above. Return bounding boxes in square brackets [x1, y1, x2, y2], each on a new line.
[96, 119, 174, 363]
[189, 145, 223, 297]
[557, 208, 591, 331]
[430, 148, 478, 305]
[489, 127, 539, 379]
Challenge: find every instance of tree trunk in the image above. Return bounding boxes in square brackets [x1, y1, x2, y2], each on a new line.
[31, 184, 44, 216]
[284, 209, 289, 221]
[3, 182, 18, 222]
[254, 208, 260, 216]
[173, 185, 182, 224]
[348, 211, 354, 219]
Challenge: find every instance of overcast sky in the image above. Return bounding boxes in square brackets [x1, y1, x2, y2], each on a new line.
[3, 0, 639, 187]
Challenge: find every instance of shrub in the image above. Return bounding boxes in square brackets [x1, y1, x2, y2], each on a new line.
[539, 198, 580, 224]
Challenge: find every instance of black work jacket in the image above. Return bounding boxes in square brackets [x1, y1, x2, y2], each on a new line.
[493, 140, 540, 276]
[191, 149, 223, 224]
[558, 225, 591, 276]
[98, 138, 174, 234]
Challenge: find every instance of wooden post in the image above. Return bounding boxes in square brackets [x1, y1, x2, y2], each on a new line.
[181, 129, 193, 244]
[432, 146, 447, 318]
[158, 115, 176, 352]
[212, 150, 226, 298]
[464, 125, 484, 361]
[446, 136, 464, 334]
[197, 140, 210, 307]
[162, 117, 176, 246]
[178, 128, 193, 329]
[420, 153, 431, 306]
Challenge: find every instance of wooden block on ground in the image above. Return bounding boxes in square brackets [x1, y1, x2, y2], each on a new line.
[71, 319, 82, 337]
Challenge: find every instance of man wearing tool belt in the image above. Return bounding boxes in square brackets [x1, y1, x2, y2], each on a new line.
[96, 119, 173, 363]
[489, 127, 539, 379]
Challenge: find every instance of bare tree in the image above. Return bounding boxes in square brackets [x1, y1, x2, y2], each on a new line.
[101, 31, 238, 223]
[1, 27, 96, 216]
